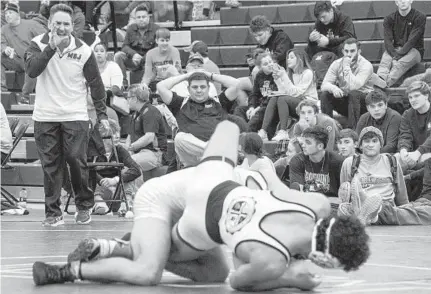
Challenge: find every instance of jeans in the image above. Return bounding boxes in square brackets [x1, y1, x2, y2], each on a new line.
[248, 106, 278, 138]
[1, 54, 36, 97]
[376, 198, 431, 225]
[114, 51, 145, 84]
[320, 90, 367, 129]
[377, 49, 421, 87]
[34, 121, 93, 217]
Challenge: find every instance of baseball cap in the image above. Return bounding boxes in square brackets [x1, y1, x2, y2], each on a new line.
[184, 40, 208, 55]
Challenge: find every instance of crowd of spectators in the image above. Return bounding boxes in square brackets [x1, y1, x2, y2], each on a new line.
[1, 0, 431, 226]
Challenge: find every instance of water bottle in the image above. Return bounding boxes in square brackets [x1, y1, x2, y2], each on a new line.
[18, 188, 28, 209]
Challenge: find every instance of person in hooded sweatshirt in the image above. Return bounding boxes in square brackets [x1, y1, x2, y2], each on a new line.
[248, 15, 293, 69]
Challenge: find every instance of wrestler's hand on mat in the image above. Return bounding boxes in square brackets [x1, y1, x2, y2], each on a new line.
[284, 259, 322, 291]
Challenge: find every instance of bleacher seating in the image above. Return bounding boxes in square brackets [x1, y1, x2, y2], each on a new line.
[2, 1, 431, 203]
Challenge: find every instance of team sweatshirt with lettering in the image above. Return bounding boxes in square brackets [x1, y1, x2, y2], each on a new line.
[25, 33, 107, 122]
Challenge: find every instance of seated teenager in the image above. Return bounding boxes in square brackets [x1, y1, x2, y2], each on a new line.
[356, 90, 402, 154]
[336, 128, 359, 158]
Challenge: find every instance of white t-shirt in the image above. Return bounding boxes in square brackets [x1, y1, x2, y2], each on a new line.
[100, 61, 123, 89]
[240, 156, 276, 174]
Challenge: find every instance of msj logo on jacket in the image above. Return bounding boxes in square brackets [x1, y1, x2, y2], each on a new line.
[66, 52, 82, 61]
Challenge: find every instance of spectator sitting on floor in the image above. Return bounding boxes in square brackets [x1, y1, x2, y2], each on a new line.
[238, 132, 275, 173]
[339, 126, 431, 226]
[270, 49, 319, 141]
[274, 138, 303, 185]
[114, 4, 159, 87]
[290, 125, 344, 200]
[249, 15, 293, 69]
[306, 1, 356, 59]
[292, 100, 341, 152]
[92, 119, 142, 216]
[1, 2, 46, 104]
[0, 103, 12, 163]
[336, 128, 359, 158]
[356, 90, 402, 154]
[157, 70, 238, 167]
[125, 84, 168, 172]
[141, 28, 182, 92]
[374, 0, 426, 88]
[184, 40, 221, 93]
[320, 38, 373, 129]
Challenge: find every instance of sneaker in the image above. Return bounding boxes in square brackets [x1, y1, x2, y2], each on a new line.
[75, 209, 91, 225]
[42, 216, 65, 227]
[271, 130, 289, 142]
[17, 95, 30, 105]
[67, 238, 102, 263]
[257, 129, 268, 141]
[92, 203, 109, 215]
[337, 203, 353, 217]
[358, 195, 383, 226]
[118, 200, 133, 217]
[32, 262, 76, 285]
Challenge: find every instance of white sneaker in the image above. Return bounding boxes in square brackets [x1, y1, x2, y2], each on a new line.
[272, 130, 289, 141]
[257, 129, 268, 141]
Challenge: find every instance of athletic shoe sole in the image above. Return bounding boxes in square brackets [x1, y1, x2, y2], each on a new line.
[41, 219, 65, 227]
[67, 239, 98, 263]
[358, 195, 383, 226]
[337, 203, 353, 218]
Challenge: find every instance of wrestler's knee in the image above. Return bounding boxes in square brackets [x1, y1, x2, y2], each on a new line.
[128, 261, 164, 286]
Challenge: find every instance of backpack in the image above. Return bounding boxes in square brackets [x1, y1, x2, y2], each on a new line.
[350, 154, 398, 194]
[310, 51, 338, 88]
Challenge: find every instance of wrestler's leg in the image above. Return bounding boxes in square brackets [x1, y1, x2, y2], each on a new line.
[199, 120, 240, 164]
[77, 217, 172, 285]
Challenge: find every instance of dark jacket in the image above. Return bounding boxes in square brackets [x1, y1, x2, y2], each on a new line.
[256, 27, 293, 69]
[383, 8, 426, 58]
[356, 108, 402, 154]
[122, 22, 159, 58]
[308, 8, 356, 56]
[398, 107, 431, 154]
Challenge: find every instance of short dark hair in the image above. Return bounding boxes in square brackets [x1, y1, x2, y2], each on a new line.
[365, 90, 389, 106]
[316, 216, 370, 272]
[313, 1, 333, 18]
[249, 15, 271, 33]
[93, 42, 108, 51]
[156, 28, 170, 39]
[336, 128, 359, 143]
[239, 132, 263, 157]
[296, 100, 319, 116]
[302, 125, 329, 149]
[342, 38, 361, 50]
[187, 72, 210, 86]
[135, 3, 149, 14]
[50, 3, 73, 19]
[406, 81, 431, 97]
